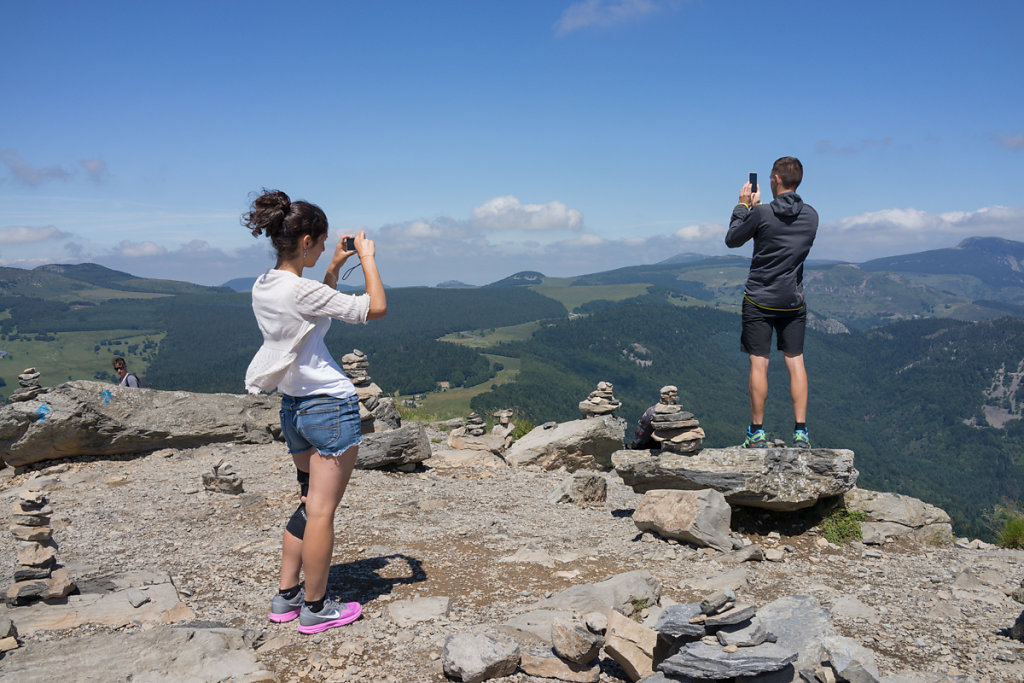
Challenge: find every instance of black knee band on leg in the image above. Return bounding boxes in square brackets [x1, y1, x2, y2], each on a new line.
[296, 469, 309, 499]
[286, 503, 307, 539]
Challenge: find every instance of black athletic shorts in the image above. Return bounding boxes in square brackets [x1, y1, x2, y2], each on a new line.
[740, 299, 807, 356]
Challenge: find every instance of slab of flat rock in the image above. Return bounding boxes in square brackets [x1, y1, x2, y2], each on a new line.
[532, 570, 661, 617]
[604, 608, 658, 682]
[704, 602, 756, 627]
[716, 616, 773, 647]
[0, 381, 281, 467]
[520, 647, 600, 682]
[427, 448, 509, 470]
[651, 603, 705, 639]
[658, 641, 797, 678]
[550, 471, 608, 505]
[612, 447, 858, 511]
[5, 571, 193, 635]
[505, 416, 626, 472]
[442, 631, 520, 683]
[0, 626, 271, 682]
[356, 422, 431, 469]
[756, 595, 838, 672]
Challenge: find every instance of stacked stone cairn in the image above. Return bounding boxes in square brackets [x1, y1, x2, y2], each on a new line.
[578, 381, 621, 418]
[464, 412, 487, 437]
[5, 488, 76, 605]
[650, 384, 705, 455]
[341, 349, 400, 431]
[202, 459, 244, 494]
[651, 589, 797, 679]
[8, 367, 44, 403]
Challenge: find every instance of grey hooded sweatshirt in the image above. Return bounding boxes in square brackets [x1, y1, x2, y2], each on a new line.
[725, 192, 818, 310]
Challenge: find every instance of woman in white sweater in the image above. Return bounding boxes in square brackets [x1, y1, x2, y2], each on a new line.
[242, 189, 386, 634]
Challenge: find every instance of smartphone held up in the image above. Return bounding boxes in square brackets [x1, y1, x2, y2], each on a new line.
[749, 172, 758, 194]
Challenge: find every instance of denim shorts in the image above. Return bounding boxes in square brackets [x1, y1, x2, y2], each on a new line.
[279, 394, 362, 457]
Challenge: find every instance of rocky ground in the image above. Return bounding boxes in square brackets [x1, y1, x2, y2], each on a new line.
[1, 424, 1024, 682]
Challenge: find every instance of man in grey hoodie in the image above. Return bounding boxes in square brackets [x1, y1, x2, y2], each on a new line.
[725, 156, 818, 448]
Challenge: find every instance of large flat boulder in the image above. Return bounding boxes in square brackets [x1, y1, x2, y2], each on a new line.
[356, 422, 431, 469]
[844, 487, 953, 546]
[0, 381, 279, 467]
[612, 447, 858, 511]
[505, 417, 626, 471]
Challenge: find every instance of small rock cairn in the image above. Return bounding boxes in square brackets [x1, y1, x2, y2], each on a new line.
[8, 367, 44, 403]
[463, 412, 487, 437]
[654, 589, 796, 679]
[5, 489, 76, 605]
[578, 381, 621, 418]
[650, 384, 705, 455]
[202, 459, 243, 494]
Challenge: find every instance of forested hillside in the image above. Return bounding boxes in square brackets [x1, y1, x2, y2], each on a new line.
[468, 302, 1024, 539]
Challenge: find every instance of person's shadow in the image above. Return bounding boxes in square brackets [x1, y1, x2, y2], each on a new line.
[325, 553, 427, 603]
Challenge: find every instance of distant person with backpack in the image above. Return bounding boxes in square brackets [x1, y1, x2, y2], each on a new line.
[725, 157, 818, 449]
[111, 356, 147, 388]
[243, 189, 386, 635]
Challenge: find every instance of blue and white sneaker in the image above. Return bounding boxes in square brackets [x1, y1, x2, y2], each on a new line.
[743, 427, 769, 448]
[792, 429, 811, 449]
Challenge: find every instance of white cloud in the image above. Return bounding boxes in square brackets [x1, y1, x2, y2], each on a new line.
[0, 225, 71, 245]
[0, 149, 72, 186]
[113, 240, 168, 258]
[555, 0, 663, 35]
[674, 223, 722, 241]
[816, 205, 1024, 262]
[470, 195, 583, 232]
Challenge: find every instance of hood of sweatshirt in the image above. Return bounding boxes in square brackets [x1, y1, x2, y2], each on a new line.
[771, 192, 804, 218]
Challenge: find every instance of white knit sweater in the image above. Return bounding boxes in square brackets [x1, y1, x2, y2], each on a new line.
[245, 269, 370, 396]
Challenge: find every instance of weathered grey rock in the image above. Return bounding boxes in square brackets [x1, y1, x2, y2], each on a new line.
[505, 416, 626, 471]
[10, 525, 51, 543]
[756, 595, 838, 672]
[613, 447, 858, 511]
[13, 566, 53, 581]
[1009, 609, 1024, 642]
[369, 396, 402, 430]
[520, 647, 601, 682]
[721, 544, 765, 564]
[0, 625, 271, 682]
[632, 489, 732, 551]
[125, 588, 151, 608]
[551, 614, 603, 664]
[10, 510, 51, 526]
[717, 616, 773, 647]
[845, 488, 952, 546]
[651, 603, 706, 639]
[824, 635, 881, 683]
[201, 471, 243, 495]
[700, 589, 734, 614]
[503, 609, 573, 643]
[704, 603, 756, 627]
[0, 381, 279, 467]
[356, 422, 430, 469]
[0, 615, 15, 639]
[386, 595, 451, 626]
[448, 432, 505, 453]
[441, 631, 520, 683]
[532, 570, 661, 617]
[550, 471, 608, 505]
[658, 641, 797, 678]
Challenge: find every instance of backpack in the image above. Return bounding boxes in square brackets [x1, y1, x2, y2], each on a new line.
[126, 373, 153, 389]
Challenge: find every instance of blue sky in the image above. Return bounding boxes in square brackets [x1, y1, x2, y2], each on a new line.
[2, 0, 1022, 287]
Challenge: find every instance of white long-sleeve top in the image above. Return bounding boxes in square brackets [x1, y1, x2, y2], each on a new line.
[245, 269, 370, 397]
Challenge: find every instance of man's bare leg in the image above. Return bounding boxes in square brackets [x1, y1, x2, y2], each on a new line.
[748, 354, 770, 425]
[783, 353, 807, 424]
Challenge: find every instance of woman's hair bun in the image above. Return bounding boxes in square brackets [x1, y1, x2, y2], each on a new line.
[242, 189, 291, 238]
